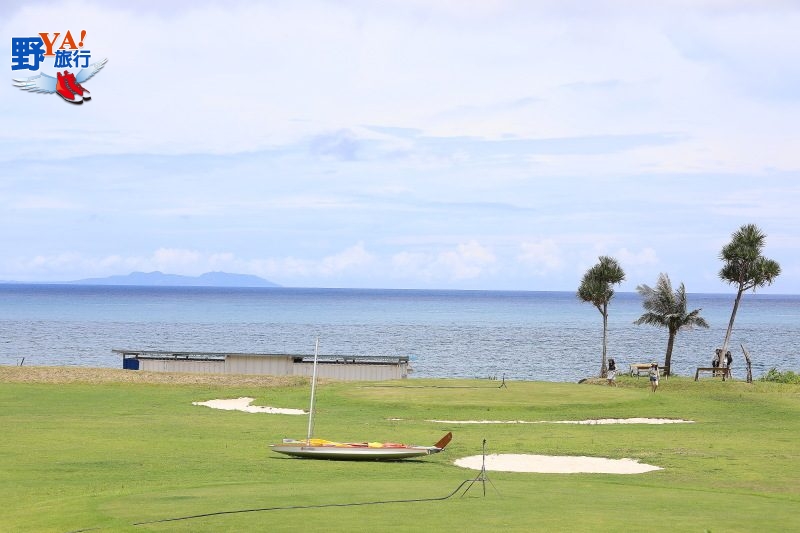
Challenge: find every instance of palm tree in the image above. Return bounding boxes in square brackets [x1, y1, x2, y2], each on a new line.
[634, 273, 709, 376]
[577, 256, 625, 377]
[718, 224, 781, 364]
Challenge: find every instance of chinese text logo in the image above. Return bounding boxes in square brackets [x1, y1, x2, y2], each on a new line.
[11, 30, 108, 104]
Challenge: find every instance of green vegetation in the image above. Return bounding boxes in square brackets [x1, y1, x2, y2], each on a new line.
[760, 367, 800, 384]
[718, 223, 781, 362]
[1, 367, 799, 532]
[634, 273, 709, 376]
[577, 256, 625, 378]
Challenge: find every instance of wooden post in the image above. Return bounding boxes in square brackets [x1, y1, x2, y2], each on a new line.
[742, 344, 753, 384]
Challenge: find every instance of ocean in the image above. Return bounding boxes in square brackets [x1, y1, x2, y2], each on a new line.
[1, 284, 797, 382]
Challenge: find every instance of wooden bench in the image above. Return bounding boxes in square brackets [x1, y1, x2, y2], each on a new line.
[695, 367, 731, 381]
[629, 364, 666, 378]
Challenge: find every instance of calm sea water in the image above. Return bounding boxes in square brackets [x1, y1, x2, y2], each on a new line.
[0, 284, 797, 382]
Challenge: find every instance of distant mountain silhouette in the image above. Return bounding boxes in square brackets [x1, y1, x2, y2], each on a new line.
[70, 271, 280, 287]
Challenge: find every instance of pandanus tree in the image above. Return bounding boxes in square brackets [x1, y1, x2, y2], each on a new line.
[717, 224, 781, 364]
[578, 256, 625, 377]
[634, 273, 709, 376]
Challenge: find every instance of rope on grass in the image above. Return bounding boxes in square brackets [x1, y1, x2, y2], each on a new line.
[65, 479, 481, 532]
[132, 479, 475, 526]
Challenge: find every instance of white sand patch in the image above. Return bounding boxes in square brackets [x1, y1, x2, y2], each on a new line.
[428, 419, 534, 424]
[553, 418, 693, 425]
[192, 397, 305, 415]
[428, 418, 693, 425]
[455, 454, 661, 474]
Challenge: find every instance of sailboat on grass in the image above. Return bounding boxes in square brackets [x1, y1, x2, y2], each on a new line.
[270, 339, 452, 461]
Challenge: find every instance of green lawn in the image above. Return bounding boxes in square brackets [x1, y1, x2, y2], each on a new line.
[1, 369, 799, 532]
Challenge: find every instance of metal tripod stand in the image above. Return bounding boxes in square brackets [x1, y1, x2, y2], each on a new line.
[498, 373, 507, 388]
[461, 439, 499, 497]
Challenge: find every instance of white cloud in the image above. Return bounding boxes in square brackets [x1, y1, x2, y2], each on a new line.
[318, 243, 375, 276]
[150, 248, 203, 273]
[518, 239, 564, 274]
[12, 195, 82, 210]
[2, 0, 798, 176]
[390, 251, 432, 281]
[390, 240, 496, 282]
[438, 241, 496, 280]
[615, 247, 659, 267]
[2, 244, 380, 283]
[1, 2, 799, 292]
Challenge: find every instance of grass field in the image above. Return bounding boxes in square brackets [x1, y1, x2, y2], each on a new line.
[1, 366, 799, 532]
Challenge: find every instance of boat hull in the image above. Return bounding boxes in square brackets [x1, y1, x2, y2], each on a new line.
[269, 342, 452, 463]
[270, 445, 436, 460]
[270, 432, 452, 461]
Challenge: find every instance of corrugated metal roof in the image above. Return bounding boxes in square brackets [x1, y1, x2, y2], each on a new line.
[112, 349, 408, 364]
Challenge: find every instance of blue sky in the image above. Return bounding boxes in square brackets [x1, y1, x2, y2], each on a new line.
[2, 0, 798, 292]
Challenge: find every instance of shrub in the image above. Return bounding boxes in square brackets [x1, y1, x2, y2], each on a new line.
[759, 367, 800, 384]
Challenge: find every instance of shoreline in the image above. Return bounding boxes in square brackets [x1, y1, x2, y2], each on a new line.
[0, 364, 752, 387]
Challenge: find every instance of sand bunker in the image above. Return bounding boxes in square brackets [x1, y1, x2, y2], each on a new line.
[192, 397, 305, 415]
[429, 418, 693, 425]
[455, 454, 661, 474]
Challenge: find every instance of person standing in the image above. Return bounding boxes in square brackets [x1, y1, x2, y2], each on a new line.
[725, 350, 733, 380]
[649, 362, 659, 392]
[712, 351, 721, 377]
[607, 358, 617, 387]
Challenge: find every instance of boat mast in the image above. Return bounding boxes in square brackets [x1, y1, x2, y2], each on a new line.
[306, 338, 320, 444]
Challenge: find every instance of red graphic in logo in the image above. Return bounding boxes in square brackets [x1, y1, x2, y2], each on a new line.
[14, 58, 107, 104]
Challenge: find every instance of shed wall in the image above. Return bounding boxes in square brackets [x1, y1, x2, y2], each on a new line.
[139, 359, 225, 374]
[128, 353, 408, 380]
[226, 355, 293, 375]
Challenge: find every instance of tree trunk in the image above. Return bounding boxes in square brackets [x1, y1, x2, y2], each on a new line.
[664, 329, 676, 376]
[601, 303, 608, 377]
[720, 286, 744, 365]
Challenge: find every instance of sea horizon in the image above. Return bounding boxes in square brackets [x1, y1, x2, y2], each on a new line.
[1, 284, 798, 382]
[1, 281, 797, 297]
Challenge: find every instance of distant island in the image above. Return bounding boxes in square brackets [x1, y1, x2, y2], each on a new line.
[68, 271, 280, 288]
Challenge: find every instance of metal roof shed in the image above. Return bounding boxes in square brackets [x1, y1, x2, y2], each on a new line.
[112, 349, 410, 380]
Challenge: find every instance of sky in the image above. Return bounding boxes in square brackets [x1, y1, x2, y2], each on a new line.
[2, 0, 799, 293]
